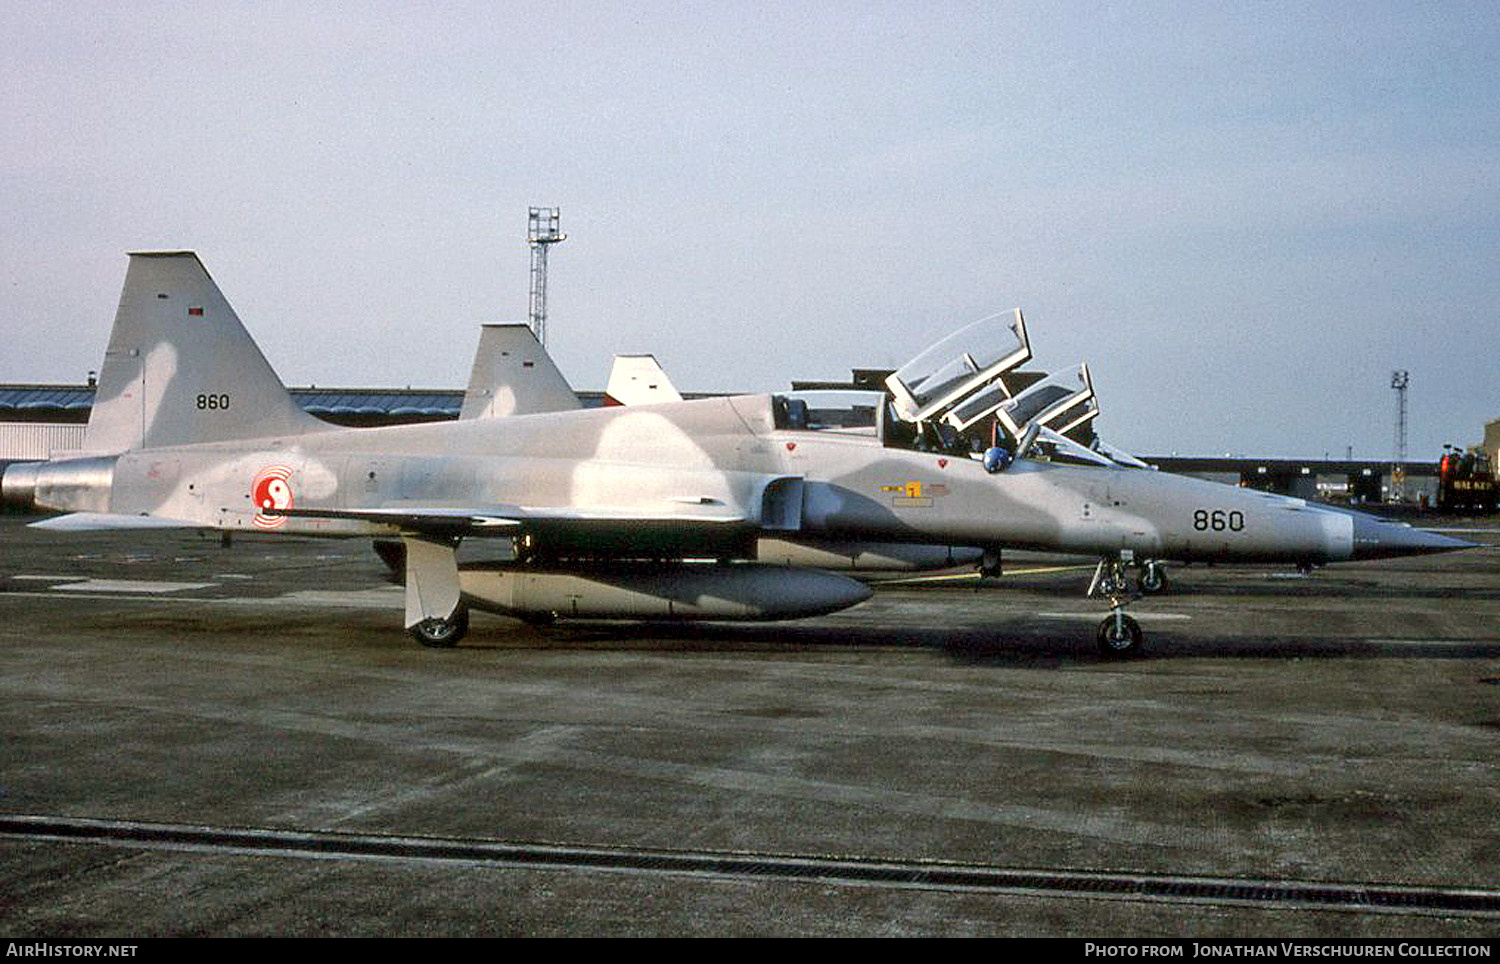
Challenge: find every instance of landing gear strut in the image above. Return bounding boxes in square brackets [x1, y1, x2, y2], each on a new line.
[1090, 553, 1144, 657]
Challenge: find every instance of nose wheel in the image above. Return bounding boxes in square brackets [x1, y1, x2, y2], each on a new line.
[1097, 611, 1143, 656]
[1090, 554, 1146, 657]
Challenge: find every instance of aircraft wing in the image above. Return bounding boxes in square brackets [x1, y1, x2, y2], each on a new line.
[275, 505, 525, 532]
[276, 501, 747, 530]
[277, 499, 761, 558]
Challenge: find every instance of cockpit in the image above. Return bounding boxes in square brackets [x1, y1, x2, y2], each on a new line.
[771, 390, 881, 437]
[771, 389, 968, 450]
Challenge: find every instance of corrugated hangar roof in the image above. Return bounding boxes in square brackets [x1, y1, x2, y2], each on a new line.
[292, 389, 462, 419]
[0, 385, 95, 412]
[0, 385, 619, 423]
[0, 384, 472, 422]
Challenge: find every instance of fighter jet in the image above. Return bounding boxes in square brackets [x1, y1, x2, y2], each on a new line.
[1, 252, 1473, 656]
[458, 326, 989, 577]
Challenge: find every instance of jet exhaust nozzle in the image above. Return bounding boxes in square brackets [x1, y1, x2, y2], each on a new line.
[1, 457, 116, 514]
[1, 461, 41, 510]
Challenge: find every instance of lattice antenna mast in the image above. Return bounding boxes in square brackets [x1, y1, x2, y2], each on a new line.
[1391, 370, 1409, 501]
[527, 207, 565, 345]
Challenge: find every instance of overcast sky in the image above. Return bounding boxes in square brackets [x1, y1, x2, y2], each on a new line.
[3, 1, 1496, 458]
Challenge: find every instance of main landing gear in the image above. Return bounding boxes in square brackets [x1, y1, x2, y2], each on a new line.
[408, 606, 469, 648]
[1090, 553, 1146, 658]
[1138, 560, 1169, 594]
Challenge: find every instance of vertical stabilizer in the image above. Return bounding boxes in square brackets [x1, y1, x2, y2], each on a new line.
[83, 252, 327, 453]
[458, 324, 580, 419]
[606, 354, 683, 405]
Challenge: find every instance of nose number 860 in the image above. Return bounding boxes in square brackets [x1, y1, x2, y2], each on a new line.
[1194, 509, 1245, 532]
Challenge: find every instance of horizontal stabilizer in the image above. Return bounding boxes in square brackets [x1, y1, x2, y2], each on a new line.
[30, 512, 204, 532]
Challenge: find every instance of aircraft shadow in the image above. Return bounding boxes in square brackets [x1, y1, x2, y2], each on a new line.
[459, 615, 1500, 667]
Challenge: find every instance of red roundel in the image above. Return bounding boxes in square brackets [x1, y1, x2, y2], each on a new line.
[251, 465, 294, 529]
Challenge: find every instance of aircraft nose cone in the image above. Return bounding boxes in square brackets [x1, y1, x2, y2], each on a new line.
[1349, 512, 1478, 560]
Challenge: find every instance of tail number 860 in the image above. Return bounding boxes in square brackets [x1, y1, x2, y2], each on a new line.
[1194, 509, 1245, 532]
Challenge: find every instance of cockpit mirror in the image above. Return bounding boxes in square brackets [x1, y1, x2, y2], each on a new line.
[1016, 423, 1041, 459]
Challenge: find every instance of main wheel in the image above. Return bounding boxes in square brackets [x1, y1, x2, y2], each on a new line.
[409, 607, 469, 648]
[1139, 563, 1169, 594]
[1096, 613, 1143, 657]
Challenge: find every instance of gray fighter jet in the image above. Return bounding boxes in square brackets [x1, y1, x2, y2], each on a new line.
[459, 324, 988, 576]
[1, 252, 1472, 655]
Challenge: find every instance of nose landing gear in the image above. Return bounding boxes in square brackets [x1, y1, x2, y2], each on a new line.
[1090, 552, 1146, 657]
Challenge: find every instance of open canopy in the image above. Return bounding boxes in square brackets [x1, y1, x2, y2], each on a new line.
[885, 309, 1030, 423]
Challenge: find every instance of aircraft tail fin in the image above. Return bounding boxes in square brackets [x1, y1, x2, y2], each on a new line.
[606, 354, 683, 406]
[458, 324, 580, 419]
[83, 252, 327, 453]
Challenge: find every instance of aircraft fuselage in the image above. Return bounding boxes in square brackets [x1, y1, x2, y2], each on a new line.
[31, 393, 1355, 568]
